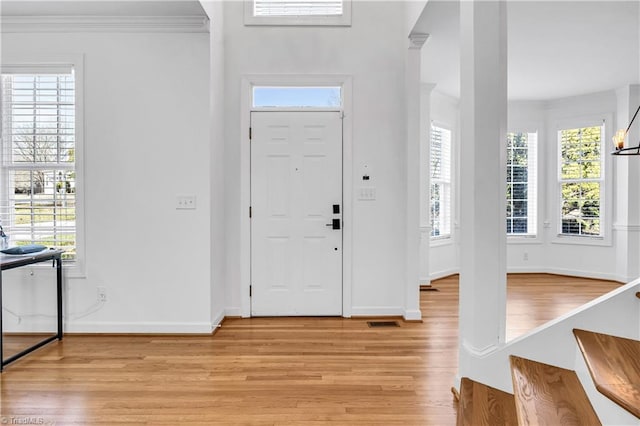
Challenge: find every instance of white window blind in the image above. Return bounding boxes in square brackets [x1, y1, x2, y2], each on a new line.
[254, 0, 343, 16]
[558, 125, 604, 237]
[506, 132, 537, 236]
[430, 124, 451, 239]
[0, 72, 76, 259]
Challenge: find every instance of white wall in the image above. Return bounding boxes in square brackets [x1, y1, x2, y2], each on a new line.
[222, 1, 411, 316]
[2, 30, 212, 333]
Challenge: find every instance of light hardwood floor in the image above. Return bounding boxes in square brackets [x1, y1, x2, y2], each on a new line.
[0, 274, 622, 425]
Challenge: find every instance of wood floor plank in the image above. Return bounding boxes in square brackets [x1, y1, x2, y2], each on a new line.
[0, 274, 620, 425]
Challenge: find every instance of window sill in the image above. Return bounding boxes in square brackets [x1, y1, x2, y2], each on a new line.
[430, 236, 453, 247]
[551, 234, 612, 247]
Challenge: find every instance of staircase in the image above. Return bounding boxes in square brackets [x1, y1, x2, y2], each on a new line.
[457, 329, 640, 425]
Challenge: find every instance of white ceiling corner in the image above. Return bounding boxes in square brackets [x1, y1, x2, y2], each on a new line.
[417, 0, 640, 101]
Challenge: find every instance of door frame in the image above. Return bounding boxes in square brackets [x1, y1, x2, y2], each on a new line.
[240, 75, 353, 318]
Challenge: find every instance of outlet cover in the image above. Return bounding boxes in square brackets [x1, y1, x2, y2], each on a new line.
[176, 195, 197, 210]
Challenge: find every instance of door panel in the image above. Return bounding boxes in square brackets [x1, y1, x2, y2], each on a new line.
[251, 111, 342, 316]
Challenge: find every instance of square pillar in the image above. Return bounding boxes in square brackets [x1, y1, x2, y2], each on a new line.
[405, 32, 429, 321]
[458, 0, 508, 376]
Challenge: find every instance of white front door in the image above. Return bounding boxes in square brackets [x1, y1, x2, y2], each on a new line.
[250, 111, 343, 316]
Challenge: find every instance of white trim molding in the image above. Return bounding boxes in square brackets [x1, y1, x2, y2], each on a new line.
[64, 321, 214, 334]
[408, 32, 429, 50]
[613, 224, 640, 232]
[461, 339, 501, 358]
[240, 74, 354, 318]
[0, 16, 210, 33]
[350, 306, 404, 317]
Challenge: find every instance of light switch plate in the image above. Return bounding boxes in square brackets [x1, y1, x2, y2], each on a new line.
[358, 187, 376, 201]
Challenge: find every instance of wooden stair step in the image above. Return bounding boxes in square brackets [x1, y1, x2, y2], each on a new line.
[456, 377, 518, 426]
[573, 328, 640, 419]
[509, 355, 601, 425]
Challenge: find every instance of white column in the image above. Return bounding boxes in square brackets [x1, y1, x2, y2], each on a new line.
[405, 32, 429, 321]
[420, 83, 436, 284]
[614, 84, 640, 283]
[458, 0, 508, 376]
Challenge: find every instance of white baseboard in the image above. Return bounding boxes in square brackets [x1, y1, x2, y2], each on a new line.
[211, 308, 226, 328]
[428, 266, 626, 283]
[64, 321, 213, 334]
[224, 307, 242, 317]
[427, 268, 459, 282]
[403, 309, 422, 321]
[350, 306, 404, 317]
[508, 266, 624, 283]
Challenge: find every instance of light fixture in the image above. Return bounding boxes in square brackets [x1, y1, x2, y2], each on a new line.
[612, 105, 640, 155]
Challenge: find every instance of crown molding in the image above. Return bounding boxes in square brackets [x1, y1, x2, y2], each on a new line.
[408, 32, 429, 50]
[1, 15, 210, 33]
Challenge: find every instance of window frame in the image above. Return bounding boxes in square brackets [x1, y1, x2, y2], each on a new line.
[243, 0, 351, 26]
[506, 130, 538, 240]
[0, 54, 85, 276]
[552, 114, 612, 247]
[429, 122, 452, 242]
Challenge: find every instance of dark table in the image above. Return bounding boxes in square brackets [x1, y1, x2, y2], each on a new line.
[1, 249, 64, 371]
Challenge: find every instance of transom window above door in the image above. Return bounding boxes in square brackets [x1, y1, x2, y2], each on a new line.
[252, 86, 342, 108]
[244, 0, 351, 26]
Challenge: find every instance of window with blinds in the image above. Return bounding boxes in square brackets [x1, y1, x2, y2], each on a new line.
[254, 0, 343, 16]
[430, 124, 451, 239]
[245, 0, 351, 25]
[0, 72, 76, 259]
[506, 132, 537, 236]
[558, 125, 604, 237]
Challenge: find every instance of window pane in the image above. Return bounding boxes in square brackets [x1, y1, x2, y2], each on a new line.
[512, 219, 527, 233]
[512, 183, 527, 200]
[430, 125, 451, 238]
[561, 163, 580, 179]
[253, 86, 341, 108]
[558, 125, 603, 237]
[581, 161, 600, 179]
[513, 200, 527, 218]
[511, 166, 527, 182]
[506, 131, 536, 235]
[1, 73, 76, 259]
[581, 143, 601, 161]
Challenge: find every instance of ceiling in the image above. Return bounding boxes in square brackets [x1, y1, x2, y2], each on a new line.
[0, 0, 207, 17]
[417, 0, 640, 101]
